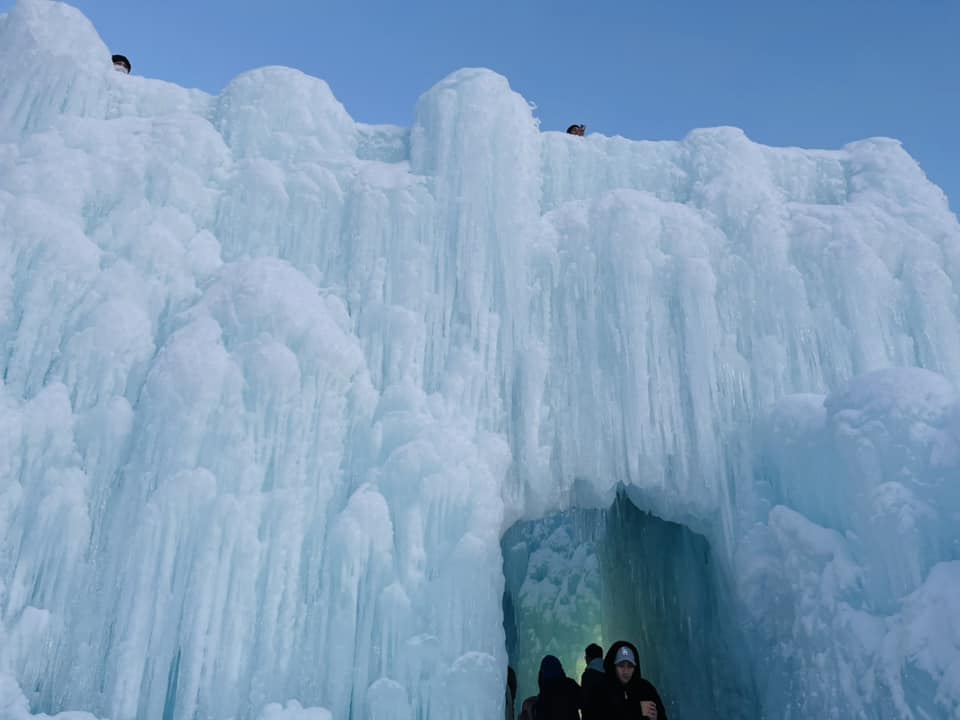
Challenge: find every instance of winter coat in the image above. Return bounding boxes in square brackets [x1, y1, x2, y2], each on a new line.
[580, 661, 606, 720]
[519, 655, 581, 720]
[599, 640, 668, 720]
[518, 694, 537, 720]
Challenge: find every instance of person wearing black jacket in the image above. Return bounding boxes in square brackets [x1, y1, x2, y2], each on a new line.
[580, 643, 606, 720]
[601, 640, 668, 720]
[518, 655, 581, 720]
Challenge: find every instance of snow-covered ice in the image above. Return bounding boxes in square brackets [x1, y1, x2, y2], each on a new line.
[1, 1, 958, 718]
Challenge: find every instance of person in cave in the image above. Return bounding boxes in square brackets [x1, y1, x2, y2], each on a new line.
[505, 666, 518, 720]
[600, 641, 668, 720]
[580, 642, 606, 720]
[518, 654, 581, 720]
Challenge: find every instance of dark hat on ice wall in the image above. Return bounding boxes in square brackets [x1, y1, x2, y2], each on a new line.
[112, 54, 131, 73]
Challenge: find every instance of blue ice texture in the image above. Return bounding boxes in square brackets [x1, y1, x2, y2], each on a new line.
[0, 1, 958, 719]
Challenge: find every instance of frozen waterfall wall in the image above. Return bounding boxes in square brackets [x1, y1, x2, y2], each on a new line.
[1, 1, 959, 719]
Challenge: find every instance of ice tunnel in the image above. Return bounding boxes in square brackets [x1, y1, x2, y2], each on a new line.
[502, 494, 758, 719]
[1, 2, 959, 720]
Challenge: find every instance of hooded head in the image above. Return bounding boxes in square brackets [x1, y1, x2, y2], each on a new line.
[603, 640, 642, 686]
[111, 54, 131, 74]
[537, 654, 566, 693]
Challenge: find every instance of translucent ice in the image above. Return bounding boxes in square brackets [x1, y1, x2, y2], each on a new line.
[1, 1, 958, 719]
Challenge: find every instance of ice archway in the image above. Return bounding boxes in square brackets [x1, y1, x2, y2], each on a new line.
[502, 495, 758, 720]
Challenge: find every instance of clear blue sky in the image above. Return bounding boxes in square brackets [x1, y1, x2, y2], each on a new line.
[4, 0, 958, 214]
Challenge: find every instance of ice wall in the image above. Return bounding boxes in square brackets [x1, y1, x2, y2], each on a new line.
[748, 368, 960, 717]
[502, 510, 604, 704]
[1, 1, 959, 718]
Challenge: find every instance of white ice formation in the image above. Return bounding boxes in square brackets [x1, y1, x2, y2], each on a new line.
[1, 1, 958, 718]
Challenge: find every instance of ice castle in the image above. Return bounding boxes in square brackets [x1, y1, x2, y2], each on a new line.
[1, 1, 958, 718]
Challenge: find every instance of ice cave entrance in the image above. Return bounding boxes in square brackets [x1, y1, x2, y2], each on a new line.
[501, 494, 759, 719]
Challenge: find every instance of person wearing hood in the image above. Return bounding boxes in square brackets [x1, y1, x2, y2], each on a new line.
[111, 54, 131, 74]
[580, 643, 606, 720]
[518, 655, 581, 720]
[602, 640, 667, 720]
